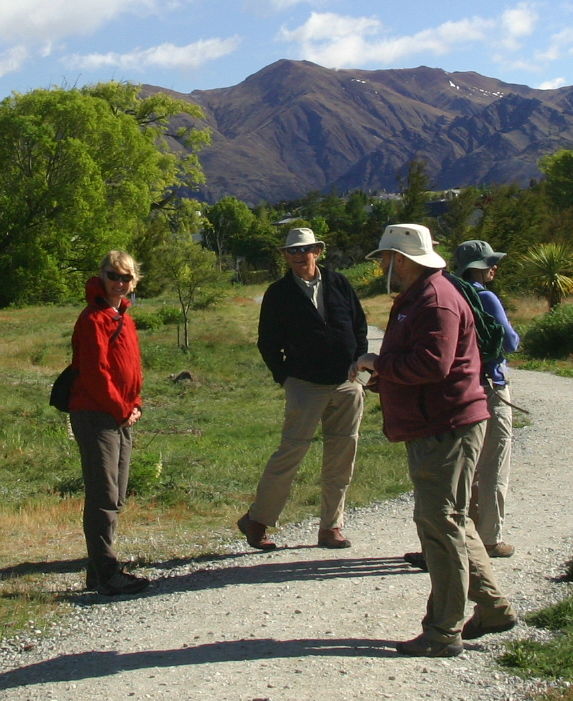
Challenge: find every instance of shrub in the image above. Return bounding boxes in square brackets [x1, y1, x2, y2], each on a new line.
[521, 304, 573, 359]
[131, 310, 164, 331]
[340, 261, 384, 297]
[157, 306, 183, 325]
[128, 451, 163, 495]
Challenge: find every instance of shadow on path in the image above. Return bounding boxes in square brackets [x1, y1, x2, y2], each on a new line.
[0, 636, 402, 690]
[62, 554, 422, 606]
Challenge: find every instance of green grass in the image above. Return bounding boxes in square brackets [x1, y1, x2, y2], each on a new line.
[0, 287, 409, 639]
[498, 590, 573, 699]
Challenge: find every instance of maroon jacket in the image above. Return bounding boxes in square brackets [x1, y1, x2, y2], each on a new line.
[373, 269, 488, 442]
[69, 277, 142, 425]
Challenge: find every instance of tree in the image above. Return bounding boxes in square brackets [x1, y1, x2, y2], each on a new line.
[397, 160, 431, 223]
[519, 242, 573, 309]
[538, 149, 573, 212]
[203, 196, 255, 269]
[0, 82, 208, 306]
[160, 239, 226, 349]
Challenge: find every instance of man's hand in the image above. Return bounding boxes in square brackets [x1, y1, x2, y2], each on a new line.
[348, 353, 379, 381]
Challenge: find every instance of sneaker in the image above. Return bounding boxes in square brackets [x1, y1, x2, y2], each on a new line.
[237, 513, 277, 550]
[97, 570, 150, 596]
[485, 542, 515, 558]
[462, 613, 518, 640]
[403, 551, 428, 571]
[396, 634, 463, 658]
[318, 528, 351, 548]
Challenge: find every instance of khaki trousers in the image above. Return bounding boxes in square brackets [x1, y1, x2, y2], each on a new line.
[249, 377, 364, 529]
[469, 384, 513, 545]
[407, 421, 514, 644]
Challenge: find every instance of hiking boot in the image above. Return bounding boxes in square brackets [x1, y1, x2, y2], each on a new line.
[237, 513, 277, 550]
[396, 634, 463, 658]
[318, 528, 351, 549]
[485, 542, 515, 558]
[403, 551, 428, 571]
[97, 570, 150, 596]
[462, 613, 518, 640]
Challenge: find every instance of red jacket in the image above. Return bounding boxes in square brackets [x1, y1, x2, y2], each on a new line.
[69, 277, 142, 425]
[374, 270, 488, 442]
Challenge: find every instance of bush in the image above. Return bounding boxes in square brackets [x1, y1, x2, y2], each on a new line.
[131, 310, 164, 331]
[340, 261, 384, 297]
[157, 306, 183, 325]
[521, 304, 573, 358]
[128, 451, 163, 495]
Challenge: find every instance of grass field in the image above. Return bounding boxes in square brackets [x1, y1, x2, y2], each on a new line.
[0, 285, 409, 638]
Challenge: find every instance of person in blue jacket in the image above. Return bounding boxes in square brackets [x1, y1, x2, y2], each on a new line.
[454, 240, 520, 558]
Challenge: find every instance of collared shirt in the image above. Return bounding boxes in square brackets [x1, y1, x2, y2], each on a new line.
[293, 268, 325, 319]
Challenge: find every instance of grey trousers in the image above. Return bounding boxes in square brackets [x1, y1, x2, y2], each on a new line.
[249, 377, 364, 529]
[469, 384, 513, 545]
[70, 410, 132, 581]
[407, 421, 514, 644]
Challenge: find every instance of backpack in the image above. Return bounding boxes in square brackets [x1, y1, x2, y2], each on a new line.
[444, 272, 505, 364]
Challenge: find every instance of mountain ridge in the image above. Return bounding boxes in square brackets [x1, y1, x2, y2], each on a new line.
[143, 60, 573, 204]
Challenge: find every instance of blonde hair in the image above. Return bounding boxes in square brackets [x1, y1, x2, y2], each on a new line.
[100, 250, 141, 287]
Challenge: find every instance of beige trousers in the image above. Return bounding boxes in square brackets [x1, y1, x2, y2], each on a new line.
[407, 421, 514, 644]
[469, 383, 513, 545]
[249, 377, 364, 529]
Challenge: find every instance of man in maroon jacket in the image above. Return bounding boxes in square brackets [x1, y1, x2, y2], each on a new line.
[349, 224, 516, 657]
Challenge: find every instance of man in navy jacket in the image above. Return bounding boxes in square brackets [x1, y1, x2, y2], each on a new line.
[238, 227, 367, 550]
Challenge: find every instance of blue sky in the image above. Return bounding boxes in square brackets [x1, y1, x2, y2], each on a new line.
[1, 0, 572, 99]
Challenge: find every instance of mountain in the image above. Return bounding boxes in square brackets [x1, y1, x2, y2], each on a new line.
[143, 60, 573, 205]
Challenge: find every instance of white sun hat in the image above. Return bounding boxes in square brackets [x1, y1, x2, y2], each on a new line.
[366, 223, 445, 269]
[279, 227, 325, 249]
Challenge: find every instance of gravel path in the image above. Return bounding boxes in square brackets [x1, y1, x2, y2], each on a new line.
[0, 368, 572, 700]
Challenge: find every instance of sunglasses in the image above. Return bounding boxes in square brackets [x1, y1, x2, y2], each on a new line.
[285, 245, 317, 255]
[105, 270, 133, 283]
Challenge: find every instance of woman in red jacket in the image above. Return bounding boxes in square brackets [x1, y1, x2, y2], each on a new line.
[69, 251, 149, 596]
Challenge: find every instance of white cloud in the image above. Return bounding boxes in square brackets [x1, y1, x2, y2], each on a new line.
[537, 76, 567, 89]
[0, 0, 159, 43]
[500, 2, 538, 51]
[279, 12, 493, 68]
[279, 12, 380, 44]
[66, 37, 241, 72]
[0, 45, 28, 78]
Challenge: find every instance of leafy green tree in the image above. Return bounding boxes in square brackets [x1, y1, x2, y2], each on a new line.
[519, 242, 573, 309]
[538, 149, 573, 212]
[204, 196, 255, 269]
[134, 197, 205, 297]
[437, 187, 481, 251]
[397, 159, 431, 223]
[0, 82, 208, 306]
[160, 238, 226, 349]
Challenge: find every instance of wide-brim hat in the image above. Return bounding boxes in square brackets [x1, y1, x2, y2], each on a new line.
[279, 227, 325, 249]
[366, 224, 446, 269]
[454, 240, 506, 275]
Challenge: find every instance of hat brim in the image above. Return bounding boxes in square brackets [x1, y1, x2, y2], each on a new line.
[278, 241, 325, 250]
[366, 247, 446, 269]
[457, 251, 506, 274]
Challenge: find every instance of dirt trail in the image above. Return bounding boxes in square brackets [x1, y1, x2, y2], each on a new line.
[0, 367, 572, 700]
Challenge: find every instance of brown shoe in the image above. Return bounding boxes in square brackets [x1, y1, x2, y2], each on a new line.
[318, 528, 351, 549]
[396, 634, 463, 658]
[237, 513, 276, 550]
[485, 542, 515, 558]
[462, 613, 518, 640]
